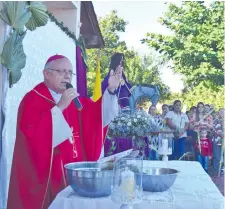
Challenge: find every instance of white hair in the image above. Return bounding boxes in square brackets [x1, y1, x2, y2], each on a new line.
[44, 57, 70, 70]
[44, 62, 52, 70]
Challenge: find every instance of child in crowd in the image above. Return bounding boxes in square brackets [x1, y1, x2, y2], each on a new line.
[195, 128, 213, 172]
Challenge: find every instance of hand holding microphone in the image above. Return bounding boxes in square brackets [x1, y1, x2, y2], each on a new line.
[57, 83, 83, 111]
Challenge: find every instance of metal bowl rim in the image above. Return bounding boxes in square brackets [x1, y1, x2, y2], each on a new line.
[143, 167, 180, 176]
[64, 162, 113, 173]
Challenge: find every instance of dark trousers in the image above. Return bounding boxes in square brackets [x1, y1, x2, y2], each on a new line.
[149, 149, 159, 160]
[186, 130, 197, 153]
[170, 137, 186, 160]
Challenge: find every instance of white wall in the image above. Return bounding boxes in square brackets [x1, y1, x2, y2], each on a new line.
[72, 1, 81, 38]
[0, 20, 76, 209]
[45, 1, 81, 39]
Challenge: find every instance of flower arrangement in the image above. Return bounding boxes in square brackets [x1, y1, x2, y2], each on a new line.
[107, 110, 160, 139]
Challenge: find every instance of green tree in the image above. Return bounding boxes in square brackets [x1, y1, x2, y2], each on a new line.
[142, 1, 224, 89]
[87, 10, 169, 100]
[125, 54, 170, 99]
[183, 82, 224, 110]
[163, 83, 224, 111]
[87, 10, 128, 97]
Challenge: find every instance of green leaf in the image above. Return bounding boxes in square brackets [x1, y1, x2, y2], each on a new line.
[25, 2, 49, 31]
[0, 2, 31, 29]
[0, 30, 26, 87]
[78, 35, 88, 65]
[0, 56, 4, 64]
[85, 10, 169, 101]
[143, 1, 224, 88]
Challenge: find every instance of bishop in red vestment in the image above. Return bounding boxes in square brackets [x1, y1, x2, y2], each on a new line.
[7, 55, 120, 209]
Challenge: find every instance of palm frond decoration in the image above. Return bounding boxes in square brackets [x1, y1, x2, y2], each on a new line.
[0, 1, 49, 86]
[78, 35, 88, 66]
[0, 30, 26, 87]
[25, 2, 49, 31]
[0, 56, 4, 64]
[0, 1, 31, 30]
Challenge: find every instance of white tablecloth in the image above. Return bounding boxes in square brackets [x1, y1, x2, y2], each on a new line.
[48, 161, 224, 209]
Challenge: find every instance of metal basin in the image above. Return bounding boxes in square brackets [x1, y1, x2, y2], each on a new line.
[142, 167, 179, 192]
[65, 162, 114, 197]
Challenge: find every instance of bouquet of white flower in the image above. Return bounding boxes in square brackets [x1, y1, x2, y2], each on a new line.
[107, 110, 160, 139]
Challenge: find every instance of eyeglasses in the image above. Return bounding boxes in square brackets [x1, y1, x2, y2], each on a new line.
[47, 68, 75, 76]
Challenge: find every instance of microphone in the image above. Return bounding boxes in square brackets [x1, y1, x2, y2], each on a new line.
[65, 83, 83, 111]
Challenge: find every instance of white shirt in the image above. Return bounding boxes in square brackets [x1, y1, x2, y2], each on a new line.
[49, 88, 62, 103]
[165, 111, 189, 138]
[49, 89, 73, 147]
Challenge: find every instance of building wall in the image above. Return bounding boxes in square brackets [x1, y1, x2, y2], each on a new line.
[0, 20, 77, 209]
[72, 1, 81, 38]
[45, 1, 81, 39]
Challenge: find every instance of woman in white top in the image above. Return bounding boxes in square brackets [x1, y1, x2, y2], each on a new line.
[166, 100, 189, 160]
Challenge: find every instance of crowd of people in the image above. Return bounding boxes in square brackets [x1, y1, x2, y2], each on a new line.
[101, 52, 223, 174]
[148, 100, 224, 172]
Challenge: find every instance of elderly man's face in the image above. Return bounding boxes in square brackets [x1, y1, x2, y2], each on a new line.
[43, 58, 73, 94]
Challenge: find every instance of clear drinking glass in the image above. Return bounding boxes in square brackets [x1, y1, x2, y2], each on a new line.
[111, 157, 143, 209]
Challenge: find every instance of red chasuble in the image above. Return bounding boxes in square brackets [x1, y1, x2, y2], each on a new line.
[7, 82, 108, 209]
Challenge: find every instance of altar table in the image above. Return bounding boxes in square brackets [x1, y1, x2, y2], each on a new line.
[49, 161, 224, 209]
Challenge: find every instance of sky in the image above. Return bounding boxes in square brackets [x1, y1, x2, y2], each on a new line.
[93, 1, 184, 93]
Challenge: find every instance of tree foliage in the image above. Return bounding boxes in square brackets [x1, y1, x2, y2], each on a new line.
[87, 10, 169, 100]
[164, 82, 224, 111]
[142, 1, 224, 89]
